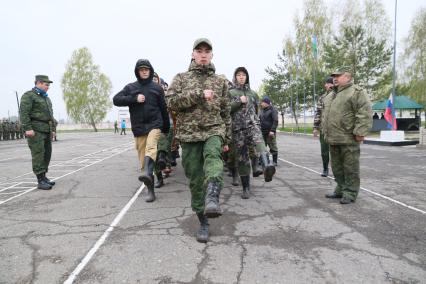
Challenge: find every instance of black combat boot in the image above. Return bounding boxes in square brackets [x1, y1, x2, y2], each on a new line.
[260, 152, 276, 182]
[204, 181, 222, 218]
[154, 172, 164, 188]
[36, 174, 52, 190]
[42, 173, 55, 186]
[240, 175, 250, 199]
[251, 157, 263, 177]
[196, 213, 209, 243]
[321, 162, 329, 177]
[272, 154, 278, 167]
[139, 156, 155, 202]
[231, 168, 239, 186]
[156, 151, 167, 171]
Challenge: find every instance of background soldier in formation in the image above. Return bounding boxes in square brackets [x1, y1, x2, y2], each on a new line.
[322, 67, 372, 204]
[20, 75, 57, 190]
[313, 77, 334, 177]
[166, 38, 231, 243]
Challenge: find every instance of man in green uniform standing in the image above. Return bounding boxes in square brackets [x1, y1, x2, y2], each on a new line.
[166, 38, 231, 243]
[313, 77, 334, 177]
[20, 75, 56, 190]
[322, 67, 372, 204]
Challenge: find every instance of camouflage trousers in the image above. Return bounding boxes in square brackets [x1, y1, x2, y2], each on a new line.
[232, 126, 266, 176]
[262, 133, 278, 155]
[329, 144, 360, 200]
[27, 131, 52, 175]
[320, 132, 330, 167]
[181, 136, 223, 214]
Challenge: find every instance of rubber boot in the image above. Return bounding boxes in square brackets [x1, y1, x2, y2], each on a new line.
[139, 156, 155, 202]
[196, 213, 209, 243]
[37, 174, 52, 190]
[231, 168, 239, 186]
[251, 157, 263, 177]
[272, 153, 278, 167]
[154, 172, 164, 188]
[156, 151, 167, 171]
[204, 181, 222, 218]
[42, 173, 55, 186]
[260, 152, 276, 182]
[240, 175, 250, 199]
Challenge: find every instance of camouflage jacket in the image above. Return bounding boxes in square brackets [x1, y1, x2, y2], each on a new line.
[229, 85, 260, 132]
[322, 81, 372, 145]
[20, 88, 55, 133]
[166, 61, 231, 144]
[313, 92, 331, 130]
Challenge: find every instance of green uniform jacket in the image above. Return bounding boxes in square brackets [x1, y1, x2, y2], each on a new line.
[229, 87, 260, 132]
[20, 89, 55, 133]
[166, 61, 231, 144]
[322, 81, 372, 145]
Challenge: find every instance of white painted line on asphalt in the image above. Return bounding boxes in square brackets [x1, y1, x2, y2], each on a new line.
[0, 145, 133, 206]
[63, 184, 144, 284]
[279, 158, 426, 215]
[0, 157, 13, 162]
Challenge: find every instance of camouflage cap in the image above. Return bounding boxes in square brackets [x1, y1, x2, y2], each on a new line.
[330, 66, 352, 76]
[35, 75, 53, 83]
[193, 38, 213, 50]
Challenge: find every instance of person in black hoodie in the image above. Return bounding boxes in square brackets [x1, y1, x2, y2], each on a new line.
[113, 59, 170, 202]
[259, 96, 279, 166]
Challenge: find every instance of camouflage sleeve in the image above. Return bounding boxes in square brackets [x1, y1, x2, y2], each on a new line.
[313, 94, 324, 130]
[19, 92, 33, 131]
[353, 88, 372, 137]
[220, 81, 231, 145]
[166, 73, 204, 111]
[230, 93, 242, 114]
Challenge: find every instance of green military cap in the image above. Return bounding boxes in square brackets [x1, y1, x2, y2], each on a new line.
[35, 75, 53, 83]
[330, 66, 352, 76]
[193, 38, 213, 50]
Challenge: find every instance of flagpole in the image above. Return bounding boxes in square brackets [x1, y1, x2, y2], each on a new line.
[391, 0, 397, 101]
[391, 0, 397, 130]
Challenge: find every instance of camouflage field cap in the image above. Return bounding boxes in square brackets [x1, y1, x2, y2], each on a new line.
[35, 75, 53, 83]
[331, 66, 352, 76]
[193, 38, 213, 50]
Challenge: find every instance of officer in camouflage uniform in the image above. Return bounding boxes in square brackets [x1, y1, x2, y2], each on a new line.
[313, 77, 334, 177]
[322, 67, 372, 204]
[20, 75, 56, 190]
[230, 67, 276, 199]
[166, 38, 231, 243]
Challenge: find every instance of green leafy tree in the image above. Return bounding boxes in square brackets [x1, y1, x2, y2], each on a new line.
[323, 25, 392, 99]
[401, 8, 426, 125]
[61, 47, 112, 131]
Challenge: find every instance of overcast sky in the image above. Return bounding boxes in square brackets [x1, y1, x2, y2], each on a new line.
[1, 0, 424, 122]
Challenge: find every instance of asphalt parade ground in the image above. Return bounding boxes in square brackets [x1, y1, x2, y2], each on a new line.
[0, 132, 425, 284]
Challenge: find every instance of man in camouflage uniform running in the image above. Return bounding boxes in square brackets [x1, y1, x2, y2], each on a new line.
[166, 38, 231, 243]
[230, 67, 276, 199]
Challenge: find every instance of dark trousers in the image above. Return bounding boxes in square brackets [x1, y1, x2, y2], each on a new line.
[320, 132, 330, 167]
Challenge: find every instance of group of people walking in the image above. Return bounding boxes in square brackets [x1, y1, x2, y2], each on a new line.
[112, 38, 278, 242]
[19, 37, 371, 244]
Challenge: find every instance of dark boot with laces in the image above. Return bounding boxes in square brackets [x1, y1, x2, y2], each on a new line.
[196, 213, 209, 243]
[204, 181, 222, 218]
[37, 174, 52, 190]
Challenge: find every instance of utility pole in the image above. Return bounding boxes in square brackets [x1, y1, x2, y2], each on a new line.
[15, 91, 20, 121]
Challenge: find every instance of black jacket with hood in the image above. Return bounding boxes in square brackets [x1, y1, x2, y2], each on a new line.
[113, 59, 170, 136]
